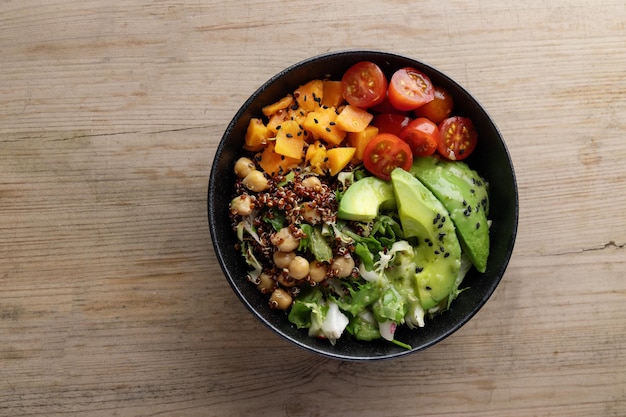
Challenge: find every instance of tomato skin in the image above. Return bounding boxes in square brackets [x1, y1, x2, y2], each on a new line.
[398, 117, 439, 157]
[437, 116, 478, 161]
[341, 61, 388, 108]
[413, 85, 454, 124]
[387, 67, 435, 111]
[363, 133, 413, 180]
[371, 113, 411, 136]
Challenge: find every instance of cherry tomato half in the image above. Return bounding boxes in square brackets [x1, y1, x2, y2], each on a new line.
[341, 61, 388, 108]
[398, 117, 439, 157]
[371, 113, 411, 136]
[437, 116, 478, 161]
[388, 67, 435, 111]
[413, 85, 454, 124]
[363, 133, 413, 181]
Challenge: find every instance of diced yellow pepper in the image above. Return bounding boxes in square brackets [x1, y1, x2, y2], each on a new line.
[303, 106, 346, 146]
[257, 142, 300, 177]
[262, 95, 294, 117]
[244, 118, 271, 152]
[295, 79, 324, 113]
[326, 147, 356, 176]
[335, 105, 374, 133]
[274, 120, 304, 160]
[347, 125, 379, 162]
[322, 80, 344, 108]
[266, 109, 290, 135]
[305, 140, 327, 175]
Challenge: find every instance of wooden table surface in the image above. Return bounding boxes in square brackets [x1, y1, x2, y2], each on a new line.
[2, 1, 625, 416]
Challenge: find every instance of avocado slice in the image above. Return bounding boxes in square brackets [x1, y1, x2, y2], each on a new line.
[410, 156, 490, 273]
[337, 176, 396, 222]
[390, 168, 461, 310]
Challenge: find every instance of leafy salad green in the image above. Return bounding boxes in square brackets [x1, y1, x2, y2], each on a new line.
[229, 156, 489, 348]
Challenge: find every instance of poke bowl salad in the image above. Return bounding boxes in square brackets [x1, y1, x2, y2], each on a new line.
[209, 51, 517, 360]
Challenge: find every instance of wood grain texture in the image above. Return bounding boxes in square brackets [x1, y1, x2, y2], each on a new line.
[1, 0, 625, 416]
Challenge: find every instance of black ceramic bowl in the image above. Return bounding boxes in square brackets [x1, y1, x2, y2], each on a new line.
[208, 50, 518, 361]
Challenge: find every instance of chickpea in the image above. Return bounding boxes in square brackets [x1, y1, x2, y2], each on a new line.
[242, 169, 269, 192]
[308, 260, 328, 283]
[331, 254, 355, 278]
[271, 227, 299, 252]
[234, 157, 255, 178]
[256, 272, 276, 294]
[301, 202, 321, 224]
[230, 195, 253, 216]
[273, 251, 295, 269]
[269, 288, 292, 310]
[302, 175, 322, 190]
[288, 256, 310, 280]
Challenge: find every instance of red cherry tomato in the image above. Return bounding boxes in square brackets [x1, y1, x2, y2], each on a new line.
[371, 113, 411, 136]
[341, 61, 388, 108]
[362, 133, 413, 181]
[370, 94, 401, 114]
[437, 116, 478, 161]
[388, 67, 435, 111]
[413, 85, 454, 124]
[398, 118, 439, 157]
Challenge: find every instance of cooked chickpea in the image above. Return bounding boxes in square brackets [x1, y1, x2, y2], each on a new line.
[301, 202, 321, 224]
[230, 195, 253, 216]
[288, 256, 310, 280]
[242, 169, 269, 192]
[308, 260, 328, 283]
[273, 251, 295, 269]
[271, 227, 299, 252]
[302, 175, 322, 190]
[331, 254, 355, 278]
[269, 288, 292, 310]
[234, 157, 255, 178]
[256, 272, 276, 294]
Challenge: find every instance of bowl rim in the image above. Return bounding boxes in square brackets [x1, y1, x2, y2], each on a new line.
[208, 49, 518, 361]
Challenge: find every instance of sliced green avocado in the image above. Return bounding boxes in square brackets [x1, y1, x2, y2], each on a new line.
[410, 156, 490, 273]
[390, 168, 461, 310]
[337, 176, 396, 222]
